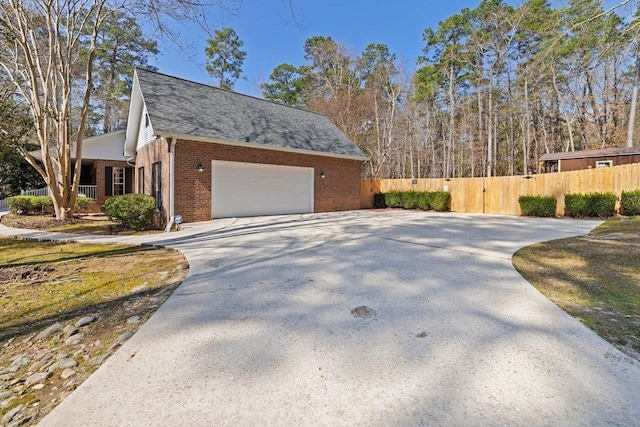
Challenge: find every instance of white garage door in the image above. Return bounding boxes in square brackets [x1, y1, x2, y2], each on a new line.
[211, 160, 314, 218]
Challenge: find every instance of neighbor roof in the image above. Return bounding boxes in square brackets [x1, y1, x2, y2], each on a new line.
[134, 68, 368, 160]
[539, 146, 640, 161]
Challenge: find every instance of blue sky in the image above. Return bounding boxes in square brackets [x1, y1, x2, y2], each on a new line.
[148, 0, 625, 96]
[150, 0, 510, 95]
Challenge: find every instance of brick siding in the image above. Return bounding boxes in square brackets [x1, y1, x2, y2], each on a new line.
[92, 159, 134, 205]
[174, 139, 362, 223]
[135, 138, 171, 226]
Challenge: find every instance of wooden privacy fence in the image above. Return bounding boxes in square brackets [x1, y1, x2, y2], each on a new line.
[361, 162, 640, 216]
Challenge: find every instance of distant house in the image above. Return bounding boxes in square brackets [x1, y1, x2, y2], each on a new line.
[124, 68, 368, 225]
[538, 146, 640, 173]
[30, 130, 134, 204]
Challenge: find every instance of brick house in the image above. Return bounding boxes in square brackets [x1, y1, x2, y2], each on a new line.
[539, 146, 640, 173]
[30, 130, 135, 204]
[124, 68, 368, 225]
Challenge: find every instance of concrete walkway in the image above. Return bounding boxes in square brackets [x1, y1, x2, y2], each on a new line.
[2, 211, 639, 426]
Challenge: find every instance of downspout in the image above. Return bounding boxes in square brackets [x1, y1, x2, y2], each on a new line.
[169, 137, 176, 220]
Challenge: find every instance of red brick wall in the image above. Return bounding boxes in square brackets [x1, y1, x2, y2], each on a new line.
[93, 160, 134, 205]
[174, 139, 363, 223]
[135, 138, 171, 225]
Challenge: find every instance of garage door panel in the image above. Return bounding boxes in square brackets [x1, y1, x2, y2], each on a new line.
[211, 161, 314, 218]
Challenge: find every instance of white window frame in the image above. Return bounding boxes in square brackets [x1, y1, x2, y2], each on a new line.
[113, 166, 125, 195]
[595, 160, 613, 168]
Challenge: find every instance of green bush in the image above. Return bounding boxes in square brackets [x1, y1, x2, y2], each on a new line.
[620, 190, 640, 216]
[587, 192, 617, 218]
[400, 191, 419, 209]
[102, 194, 156, 230]
[518, 195, 557, 217]
[8, 195, 91, 215]
[384, 191, 402, 208]
[565, 192, 617, 218]
[32, 196, 54, 214]
[564, 193, 590, 218]
[415, 192, 432, 210]
[8, 196, 33, 214]
[430, 191, 451, 212]
[373, 193, 386, 208]
[377, 190, 451, 212]
[75, 197, 89, 213]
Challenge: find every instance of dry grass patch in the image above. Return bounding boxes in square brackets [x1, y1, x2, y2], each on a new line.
[1, 213, 159, 235]
[513, 217, 640, 360]
[0, 237, 188, 425]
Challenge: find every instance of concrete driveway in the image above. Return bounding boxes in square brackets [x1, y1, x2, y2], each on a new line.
[4, 210, 638, 426]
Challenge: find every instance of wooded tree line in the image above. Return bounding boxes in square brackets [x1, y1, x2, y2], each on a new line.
[262, 0, 640, 178]
[1, 0, 638, 217]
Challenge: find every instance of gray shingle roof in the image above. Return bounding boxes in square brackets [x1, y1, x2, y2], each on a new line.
[135, 68, 367, 159]
[539, 146, 640, 161]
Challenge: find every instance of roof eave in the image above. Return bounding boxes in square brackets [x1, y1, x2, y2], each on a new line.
[152, 131, 369, 161]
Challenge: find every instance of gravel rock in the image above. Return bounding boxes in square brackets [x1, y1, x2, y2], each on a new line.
[0, 396, 16, 409]
[90, 354, 110, 365]
[0, 391, 13, 401]
[65, 334, 85, 345]
[63, 324, 78, 336]
[75, 316, 96, 327]
[1, 404, 23, 424]
[9, 355, 30, 372]
[35, 323, 62, 341]
[117, 331, 134, 342]
[130, 285, 149, 294]
[21, 334, 35, 345]
[48, 358, 78, 372]
[32, 383, 45, 390]
[25, 372, 50, 387]
[60, 369, 76, 380]
[127, 316, 141, 324]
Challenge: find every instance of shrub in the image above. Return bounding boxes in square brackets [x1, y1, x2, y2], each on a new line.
[400, 191, 419, 209]
[415, 192, 432, 210]
[518, 195, 557, 217]
[565, 192, 617, 218]
[430, 191, 451, 212]
[587, 192, 617, 218]
[384, 191, 402, 208]
[621, 190, 640, 216]
[102, 194, 156, 230]
[32, 196, 54, 214]
[8, 196, 33, 214]
[564, 193, 589, 218]
[373, 193, 386, 208]
[75, 197, 89, 213]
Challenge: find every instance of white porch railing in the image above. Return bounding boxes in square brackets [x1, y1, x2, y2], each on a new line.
[21, 187, 50, 197]
[20, 185, 97, 200]
[0, 198, 8, 210]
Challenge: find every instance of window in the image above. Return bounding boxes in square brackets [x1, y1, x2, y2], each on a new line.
[145, 113, 150, 127]
[596, 160, 613, 168]
[112, 167, 125, 196]
[151, 162, 162, 209]
[138, 167, 145, 194]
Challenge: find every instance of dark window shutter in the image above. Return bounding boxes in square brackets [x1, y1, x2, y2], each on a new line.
[125, 168, 133, 194]
[105, 167, 113, 196]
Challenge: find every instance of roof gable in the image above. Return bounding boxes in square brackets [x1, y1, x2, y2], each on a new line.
[133, 68, 367, 160]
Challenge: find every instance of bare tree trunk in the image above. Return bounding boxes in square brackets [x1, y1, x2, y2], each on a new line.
[627, 41, 640, 148]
